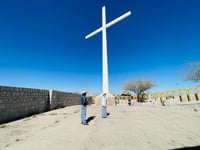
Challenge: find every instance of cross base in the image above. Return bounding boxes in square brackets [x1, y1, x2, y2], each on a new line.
[94, 93, 115, 106]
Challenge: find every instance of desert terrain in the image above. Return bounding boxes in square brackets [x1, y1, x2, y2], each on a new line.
[1, 103, 200, 150]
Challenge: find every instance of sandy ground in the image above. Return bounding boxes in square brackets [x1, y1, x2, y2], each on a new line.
[1, 104, 200, 150]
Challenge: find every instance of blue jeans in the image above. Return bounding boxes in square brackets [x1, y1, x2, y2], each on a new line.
[81, 105, 87, 123]
[102, 106, 107, 118]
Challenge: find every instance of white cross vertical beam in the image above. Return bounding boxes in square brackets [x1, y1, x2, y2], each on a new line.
[102, 6, 108, 94]
[85, 6, 131, 94]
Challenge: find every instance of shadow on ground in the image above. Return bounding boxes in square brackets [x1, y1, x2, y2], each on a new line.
[172, 146, 200, 150]
[86, 116, 96, 123]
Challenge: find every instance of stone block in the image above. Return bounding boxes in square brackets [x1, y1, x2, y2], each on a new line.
[0, 104, 6, 109]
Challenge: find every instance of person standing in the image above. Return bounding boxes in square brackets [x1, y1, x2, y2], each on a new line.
[80, 91, 88, 125]
[102, 93, 107, 118]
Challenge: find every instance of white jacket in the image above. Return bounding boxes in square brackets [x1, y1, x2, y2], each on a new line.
[102, 96, 107, 106]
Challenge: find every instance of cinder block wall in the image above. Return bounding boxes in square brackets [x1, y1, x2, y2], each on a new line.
[50, 90, 81, 109]
[50, 90, 93, 109]
[0, 86, 94, 124]
[0, 86, 49, 124]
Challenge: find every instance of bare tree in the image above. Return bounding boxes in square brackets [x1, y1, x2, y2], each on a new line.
[185, 62, 200, 82]
[124, 79, 156, 102]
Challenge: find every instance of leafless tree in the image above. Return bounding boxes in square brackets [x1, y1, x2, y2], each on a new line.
[185, 62, 200, 82]
[124, 79, 156, 102]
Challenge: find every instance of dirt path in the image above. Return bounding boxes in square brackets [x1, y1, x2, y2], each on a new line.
[1, 105, 200, 150]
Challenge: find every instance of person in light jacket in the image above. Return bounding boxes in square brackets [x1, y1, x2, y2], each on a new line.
[102, 93, 107, 118]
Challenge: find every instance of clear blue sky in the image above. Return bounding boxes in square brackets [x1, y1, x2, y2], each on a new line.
[0, 0, 199, 95]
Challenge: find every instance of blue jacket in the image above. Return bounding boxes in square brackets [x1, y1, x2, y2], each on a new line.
[80, 96, 87, 106]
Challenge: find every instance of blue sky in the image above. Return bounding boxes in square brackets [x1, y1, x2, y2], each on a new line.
[0, 0, 199, 95]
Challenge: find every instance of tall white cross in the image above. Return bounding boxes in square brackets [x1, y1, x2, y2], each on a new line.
[85, 6, 131, 94]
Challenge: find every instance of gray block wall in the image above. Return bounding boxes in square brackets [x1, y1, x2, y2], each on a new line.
[0, 86, 49, 124]
[0, 86, 93, 124]
[50, 90, 93, 109]
[50, 90, 81, 109]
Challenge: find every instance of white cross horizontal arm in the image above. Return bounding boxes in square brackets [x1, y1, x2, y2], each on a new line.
[106, 11, 131, 29]
[85, 11, 131, 39]
[85, 27, 102, 39]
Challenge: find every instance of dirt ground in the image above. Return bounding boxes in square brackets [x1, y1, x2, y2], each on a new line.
[1, 104, 200, 150]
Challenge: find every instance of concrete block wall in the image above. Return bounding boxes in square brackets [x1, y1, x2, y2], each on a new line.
[0, 86, 94, 124]
[50, 90, 93, 109]
[0, 86, 49, 124]
[50, 90, 81, 109]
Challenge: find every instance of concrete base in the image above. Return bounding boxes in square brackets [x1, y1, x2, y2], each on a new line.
[94, 93, 115, 106]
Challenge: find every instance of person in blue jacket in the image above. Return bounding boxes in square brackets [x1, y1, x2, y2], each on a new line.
[80, 91, 88, 125]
